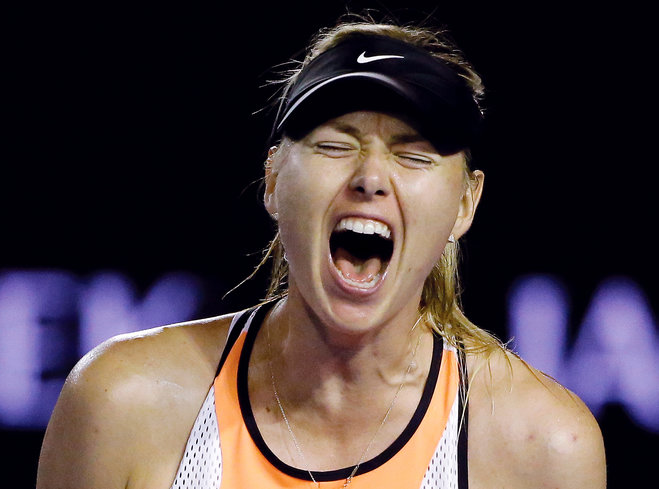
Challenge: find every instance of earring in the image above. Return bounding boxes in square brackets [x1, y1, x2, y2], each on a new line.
[272, 212, 279, 220]
[448, 234, 456, 243]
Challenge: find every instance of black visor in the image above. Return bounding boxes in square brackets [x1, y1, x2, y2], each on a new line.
[272, 34, 483, 155]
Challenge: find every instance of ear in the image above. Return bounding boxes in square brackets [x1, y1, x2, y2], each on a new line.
[264, 145, 279, 217]
[451, 170, 484, 239]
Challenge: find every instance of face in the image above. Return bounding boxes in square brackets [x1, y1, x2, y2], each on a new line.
[265, 111, 483, 337]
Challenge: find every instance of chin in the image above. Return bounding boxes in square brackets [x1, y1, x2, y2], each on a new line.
[303, 282, 421, 347]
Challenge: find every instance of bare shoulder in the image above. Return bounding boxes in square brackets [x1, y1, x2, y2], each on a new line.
[72, 311, 236, 393]
[37, 312, 237, 489]
[466, 346, 606, 489]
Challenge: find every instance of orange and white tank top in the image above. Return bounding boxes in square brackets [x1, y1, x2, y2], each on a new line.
[171, 303, 469, 489]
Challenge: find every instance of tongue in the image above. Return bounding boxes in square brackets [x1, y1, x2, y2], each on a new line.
[333, 247, 382, 283]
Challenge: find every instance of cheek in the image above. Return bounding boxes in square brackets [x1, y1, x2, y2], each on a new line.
[273, 160, 341, 256]
[275, 161, 329, 221]
[401, 175, 464, 251]
[275, 176, 313, 250]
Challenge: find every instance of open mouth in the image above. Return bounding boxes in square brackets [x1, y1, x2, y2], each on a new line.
[329, 217, 394, 290]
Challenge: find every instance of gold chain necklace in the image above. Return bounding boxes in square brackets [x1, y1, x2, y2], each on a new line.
[266, 315, 424, 488]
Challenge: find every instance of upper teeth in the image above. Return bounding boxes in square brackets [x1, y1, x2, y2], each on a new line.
[334, 217, 391, 239]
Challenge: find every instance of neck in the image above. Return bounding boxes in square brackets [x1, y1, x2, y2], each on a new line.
[250, 296, 435, 471]
[263, 295, 431, 418]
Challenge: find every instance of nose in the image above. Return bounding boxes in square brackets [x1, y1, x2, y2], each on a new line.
[348, 152, 391, 198]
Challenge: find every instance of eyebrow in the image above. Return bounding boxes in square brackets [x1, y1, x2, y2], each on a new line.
[327, 122, 428, 145]
[389, 133, 428, 145]
[327, 122, 362, 138]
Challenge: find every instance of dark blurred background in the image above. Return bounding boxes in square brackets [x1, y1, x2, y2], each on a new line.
[2, 1, 657, 487]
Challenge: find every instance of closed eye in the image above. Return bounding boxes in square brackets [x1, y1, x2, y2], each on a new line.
[315, 142, 356, 157]
[396, 152, 435, 167]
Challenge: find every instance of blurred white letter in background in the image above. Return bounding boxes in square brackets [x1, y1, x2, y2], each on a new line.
[509, 275, 659, 432]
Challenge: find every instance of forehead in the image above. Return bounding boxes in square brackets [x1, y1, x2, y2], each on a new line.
[309, 111, 428, 142]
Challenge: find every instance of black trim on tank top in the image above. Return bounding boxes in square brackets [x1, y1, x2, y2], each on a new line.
[215, 303, 273, 377]
[235, 303, 443, 483]
[457, 345, 469, 489]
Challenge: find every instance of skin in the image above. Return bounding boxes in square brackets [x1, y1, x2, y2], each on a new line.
[37, 112, 606, 488]
[264, 112, 480, 345]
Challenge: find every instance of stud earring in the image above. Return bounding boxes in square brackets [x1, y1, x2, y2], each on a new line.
[272, 212, 279, 220]
[448, 234, 456, 243]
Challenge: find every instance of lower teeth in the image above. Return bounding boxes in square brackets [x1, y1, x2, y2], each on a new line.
[336, 269, 381, 289]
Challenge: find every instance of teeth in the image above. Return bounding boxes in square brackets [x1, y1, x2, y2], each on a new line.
[335, 269, 382, 289]
[335, 218, 391, 239]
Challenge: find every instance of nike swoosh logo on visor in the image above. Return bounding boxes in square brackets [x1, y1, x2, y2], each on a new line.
[357, 51, 405, 64]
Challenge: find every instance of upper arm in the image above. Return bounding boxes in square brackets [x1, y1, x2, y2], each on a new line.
[467, 349, 606, 488]
[37, 315, 235, 489]
[511, 367, 607, 488]
[539, 390, 607, 488]
[37, 342, 135, 488]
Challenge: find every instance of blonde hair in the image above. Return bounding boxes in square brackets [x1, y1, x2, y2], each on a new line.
[257, 17, 506, 359]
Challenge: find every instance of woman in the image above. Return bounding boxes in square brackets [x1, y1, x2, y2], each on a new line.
[37, 19, 606, 489]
